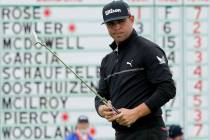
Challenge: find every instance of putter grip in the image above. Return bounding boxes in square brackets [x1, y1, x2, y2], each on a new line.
[112, 106, 131, 128]
[112, 106, 120, 114]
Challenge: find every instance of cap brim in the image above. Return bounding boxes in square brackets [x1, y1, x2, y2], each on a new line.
[101, 16, 129, 24]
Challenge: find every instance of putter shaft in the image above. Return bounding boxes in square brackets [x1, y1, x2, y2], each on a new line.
[33, 41, 120, 114]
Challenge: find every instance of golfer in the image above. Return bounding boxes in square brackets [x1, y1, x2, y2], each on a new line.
[95, 1, 176, 140]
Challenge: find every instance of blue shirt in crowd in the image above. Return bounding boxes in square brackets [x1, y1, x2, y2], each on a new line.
[65, 132, 93, 140]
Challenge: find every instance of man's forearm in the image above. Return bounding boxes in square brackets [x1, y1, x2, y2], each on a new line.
[145, 81, 176, 111]
[132, 103, 151, 120]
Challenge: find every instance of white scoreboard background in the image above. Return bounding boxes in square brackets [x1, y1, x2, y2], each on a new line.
[0, 0, 210, 140]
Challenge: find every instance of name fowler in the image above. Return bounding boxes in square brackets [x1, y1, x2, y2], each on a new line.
[105, 8, 121, 16]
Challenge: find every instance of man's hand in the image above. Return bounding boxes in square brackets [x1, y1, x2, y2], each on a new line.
[109, 108, 138, 127]
[109, 103, 151, 127]
[98, 101, 117, 122]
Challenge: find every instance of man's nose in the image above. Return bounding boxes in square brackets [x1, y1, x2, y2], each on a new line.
[113, 23, 121, 30]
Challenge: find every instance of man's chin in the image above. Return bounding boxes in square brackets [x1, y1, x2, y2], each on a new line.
[115, 37, 125, 42]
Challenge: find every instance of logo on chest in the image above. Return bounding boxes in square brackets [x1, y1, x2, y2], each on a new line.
[126, 60, 133, 68]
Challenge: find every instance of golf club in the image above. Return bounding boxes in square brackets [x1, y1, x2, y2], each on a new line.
[31, 31, 120, 114]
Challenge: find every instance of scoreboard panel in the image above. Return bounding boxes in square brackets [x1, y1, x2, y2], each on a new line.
[0, 0, 210, 140]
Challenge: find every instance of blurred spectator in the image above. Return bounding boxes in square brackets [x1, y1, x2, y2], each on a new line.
[168, 124, 184, 140]
[65, 115, 93, 140]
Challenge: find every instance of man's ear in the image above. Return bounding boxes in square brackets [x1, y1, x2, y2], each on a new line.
[129, 16, 135, 24]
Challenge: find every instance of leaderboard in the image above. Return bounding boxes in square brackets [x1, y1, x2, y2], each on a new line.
[0, 0, 210, 140]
